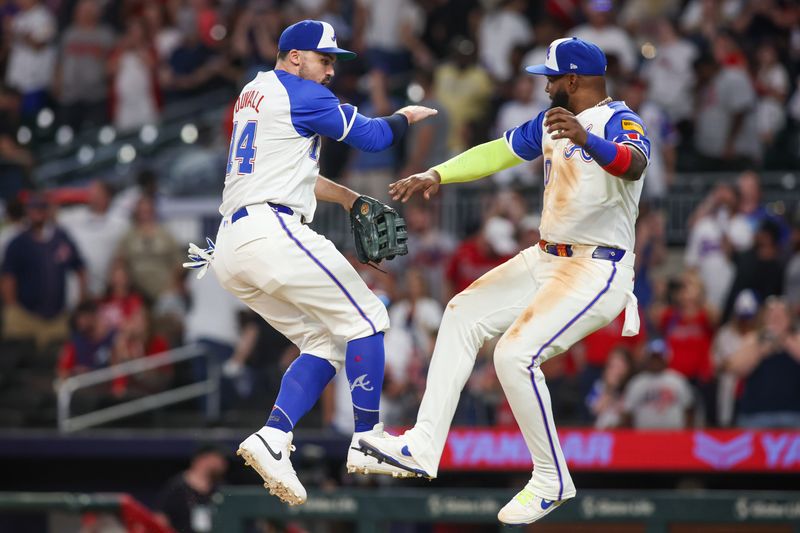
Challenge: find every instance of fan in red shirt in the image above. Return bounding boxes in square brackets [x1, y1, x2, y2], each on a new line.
[445, 217, 516, 298]
[658, 272, 716, 382]
[110, 306, 172, 398]
[98, 259, 145, 331]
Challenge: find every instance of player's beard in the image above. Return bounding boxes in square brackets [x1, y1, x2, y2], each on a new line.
[298, 63, 331, 85]
[550, 88, 570, 111]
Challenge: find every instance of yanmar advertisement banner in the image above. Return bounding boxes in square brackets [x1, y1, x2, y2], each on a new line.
[439, 429, 800, 472]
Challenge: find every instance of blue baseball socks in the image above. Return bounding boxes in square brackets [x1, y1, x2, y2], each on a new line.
[345, 332, 385, 432]
[265, 332, 386, 433]
[266, 353, 336, 432]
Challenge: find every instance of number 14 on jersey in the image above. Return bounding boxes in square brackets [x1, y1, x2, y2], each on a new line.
[226, 121, 258, 175]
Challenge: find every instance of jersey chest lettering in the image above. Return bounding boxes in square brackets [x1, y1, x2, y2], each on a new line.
[562, 124, 593, 162]
[234, 89, 265, 114]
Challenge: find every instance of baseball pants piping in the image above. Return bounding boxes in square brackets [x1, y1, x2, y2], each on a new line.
[404, 245, 633, 500]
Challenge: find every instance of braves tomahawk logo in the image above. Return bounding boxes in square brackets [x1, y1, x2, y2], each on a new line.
[693, 432, 754, 470]
[350, 374, 374, 392]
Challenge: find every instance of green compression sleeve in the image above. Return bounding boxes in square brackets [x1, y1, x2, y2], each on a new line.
[432, 138, 523, 185]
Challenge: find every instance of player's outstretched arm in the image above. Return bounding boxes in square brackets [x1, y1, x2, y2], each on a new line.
[389, 169, 441, 202]
[389, 137, 523, 202]
[315, 174, 359, 211]
[394, 105, 438, 124]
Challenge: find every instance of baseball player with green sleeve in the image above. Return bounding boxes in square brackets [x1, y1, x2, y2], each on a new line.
[358, 37, 650, 526]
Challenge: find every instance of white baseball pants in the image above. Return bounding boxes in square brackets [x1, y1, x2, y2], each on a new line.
[404, 245, 636, 500]
[211, 203, 389, 371]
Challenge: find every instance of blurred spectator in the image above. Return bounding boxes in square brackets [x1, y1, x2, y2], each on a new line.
[754, 42, 789, 150]
[399, 68, 450, 179]
[389, 267, 443, 356]
[434, 37, 493, 153]
[517, 213, 541, 249]
[184, 268, 247, 411]
[477, 0, 532, 83]
[160, 7, 224, 102]
[391, 199, 456, 302]
[110, 168, 161, 219]
[142, 2, 182, 62]
[680, 0, 741, 40]
[619, 78, 676, 202]
[98, 258, 144, 331]
[109, 17, 160, 132]
[585, 346, 634, 429]
[729, 297, 800, 428]
[58, 180, 130, 297]
[0, 197, 25, 264]
[693, 35, 759, 169]
[230, 0, 280, 83]
[785, 215, 800, 313]
[445, 216, 516, 297]
[726, 170, 780, 253]
[188, 0, 220, 50]
[572, 0, 638, 74]
[115, 196, 182, 303]
[633, 205, 667, 312]
[156, 444, 228, 533]
[56, 300, 116, 414]
[712, 289, 758, 427]
[229, 310, 293, 410]
[57, 300, 114, 381]
[520, 18, 563, 111]
[109, 305, 171, 399]
[343, 72, 401, 200]
[354, 0, 429, 75]
[685, 183, 737, 312]
[575, 310, 647, 406]
[641, 17, 698, 125]
[492, 74, 543, 187]
[657, 271, 714, 384]
[54, 0, 114, 130]
[0, 85, 33, 202]
[5, 0, 57, 118]
[1, 193, 86, 349]
[723, 218, 785, 322]
[623, 339, 694, 429]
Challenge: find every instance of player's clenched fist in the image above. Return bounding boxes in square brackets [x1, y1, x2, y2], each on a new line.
[544, 107, 588, 145]
[389, 169, 441, 202]
[396, 105, 438, 124]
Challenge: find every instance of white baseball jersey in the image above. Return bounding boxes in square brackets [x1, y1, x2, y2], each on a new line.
[504, 100, 651, 250]
[212, 68, 402, 370]
[219, 69, 397, 222]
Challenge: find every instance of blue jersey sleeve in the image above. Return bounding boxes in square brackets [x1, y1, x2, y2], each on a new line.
[605, 110, 651, 161]
[279, 72, 395, 153]
[503, 111, 545, 161]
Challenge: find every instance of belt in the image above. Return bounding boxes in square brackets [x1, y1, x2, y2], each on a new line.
[231, 203, 298, 223]
[538, 239, 625, 262]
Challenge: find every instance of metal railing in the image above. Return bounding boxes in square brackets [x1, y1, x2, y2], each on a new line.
[56, 343, 219, 433]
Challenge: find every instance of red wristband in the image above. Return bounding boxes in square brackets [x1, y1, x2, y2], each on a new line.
[602, 143, 632, 176]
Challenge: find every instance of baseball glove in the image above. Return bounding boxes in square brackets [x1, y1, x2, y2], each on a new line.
[350, 195, 408, 264]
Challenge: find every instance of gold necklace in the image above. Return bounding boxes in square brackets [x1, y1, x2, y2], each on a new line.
[595, 96, 612, 107]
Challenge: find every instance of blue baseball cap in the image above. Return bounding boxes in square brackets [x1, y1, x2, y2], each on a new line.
[525, 37, 607, 76]
[278, 20, 356, 61]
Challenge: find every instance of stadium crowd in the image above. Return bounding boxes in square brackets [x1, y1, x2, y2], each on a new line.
[1, 0, 800, 437]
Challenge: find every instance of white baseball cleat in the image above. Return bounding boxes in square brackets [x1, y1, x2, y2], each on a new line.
[357, 432, 433, 479]
[237, 427, 307, 506]
[497, 482, 572, 525]
[346, 423, 418, 478]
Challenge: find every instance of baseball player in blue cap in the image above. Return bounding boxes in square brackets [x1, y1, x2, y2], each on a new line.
[358, 37, 650, 525]
[185, 20, 437, 506]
